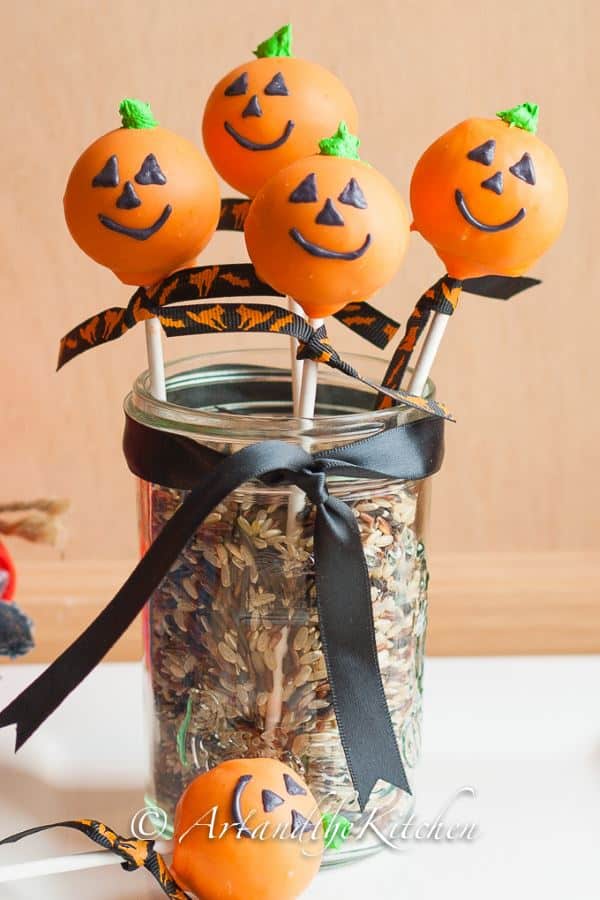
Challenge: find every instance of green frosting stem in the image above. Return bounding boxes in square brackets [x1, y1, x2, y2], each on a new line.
[319, 121, 361, 160]
[119, 98, 159, 129]
[496, 102, 539, 134]
[322, 813, 352, 851]
[254, 24, 293, 58]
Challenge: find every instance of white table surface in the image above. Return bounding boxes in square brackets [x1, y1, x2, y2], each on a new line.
[0, 656, 598, 899]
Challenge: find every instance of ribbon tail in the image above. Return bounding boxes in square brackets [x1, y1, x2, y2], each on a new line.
[0, 440, 308, 749]
[462, 274, 541, 300]
[57, 303, 138, 370]
[375, 295, 435, 409]
[314, 497, 411, 810]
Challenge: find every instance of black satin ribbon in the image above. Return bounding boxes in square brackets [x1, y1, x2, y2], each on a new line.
[0, 412, 443, 810]
[462, 274, 541, 299]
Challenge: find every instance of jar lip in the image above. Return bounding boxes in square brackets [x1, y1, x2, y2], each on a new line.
[125, 347, 434, 441]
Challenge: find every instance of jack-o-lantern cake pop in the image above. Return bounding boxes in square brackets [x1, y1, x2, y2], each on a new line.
[244, 122, 409, 319]
[172, 758, 323, 900]
[377, 103, 568, 404]
[0, 758, 324, 899]
[410, 102, 568, 280]
[64, 98, 220, 287]
[203, 24, 358, 199]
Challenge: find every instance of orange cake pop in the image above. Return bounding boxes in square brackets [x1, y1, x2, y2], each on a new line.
[172, 758, 324, 900]
[376, 103, 568, 407]
[244, 122, 410, 319]
[410, 102, 568, 280]
[0, 758, 325, 898]
[64, 98, 220, 286]
[203, 24, 358, 199]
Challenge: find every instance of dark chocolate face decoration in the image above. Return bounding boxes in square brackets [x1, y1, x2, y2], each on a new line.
[92, 155, 119, 188]
[454, 189, 525, 232]
[262, 790, 284, 812]
[222, 69, 295, 152]
[454, 137, 536, 232]
[224, 72, 249, 96]
[243, 95, 263, 118]
[467, 139, 496, 165]
[232, 772, 316, 839]
[264, 72, 289, 96]
[92, 152, 171, 241]
[338, 177, 368, 208]
[289, 172, 317, 203]
[135, 153, 167, 185]
[286, 171, 371, 259]
[315, 198, 344, 226]
[509, 152, 536, 185]
[283, 774, 307, 796]
[480, 171, 503, 195]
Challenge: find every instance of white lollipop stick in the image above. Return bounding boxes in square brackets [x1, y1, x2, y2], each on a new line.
[144, 317, 167, 401]
[266, 316, 323, 733]
[406, 311, 451, 396]
[296, 319, 323, 421]
[0, 841, 173, 884]
[285, 316, 323, 535]
[288, 298, 305, 416]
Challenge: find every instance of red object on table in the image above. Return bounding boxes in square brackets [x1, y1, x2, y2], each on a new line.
[0, 540, 16, 601]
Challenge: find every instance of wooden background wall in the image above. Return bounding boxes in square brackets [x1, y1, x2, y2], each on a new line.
[0, 0, 598, 656]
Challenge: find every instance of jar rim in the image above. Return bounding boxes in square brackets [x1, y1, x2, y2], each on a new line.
[125, 347, 434, 443]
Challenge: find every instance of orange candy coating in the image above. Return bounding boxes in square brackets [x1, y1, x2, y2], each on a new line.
[203, 57, 358, 198]
[244, 154, 409, 319]
[171, 758, 323, 900]
[64, 123, 220, 286]
[410, 117, 568, 280]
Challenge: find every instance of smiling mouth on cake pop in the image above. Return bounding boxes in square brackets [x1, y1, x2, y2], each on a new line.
[224, 120, 295, 151]
[289, 227, 372, 260]
[98, 204, 173, 241]
[454, 190, 526, 233]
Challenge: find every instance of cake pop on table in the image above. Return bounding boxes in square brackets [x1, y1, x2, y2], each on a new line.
[377, 102, 568, 404]
[0, 758, 324, 900]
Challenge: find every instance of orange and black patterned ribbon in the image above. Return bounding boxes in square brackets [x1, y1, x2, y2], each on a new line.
[333, 300, 400, 349]
[218, 196, 251, 231]
[376, 276, 463, 409]
[137, 301, 451, 419]
[0, 820, 190, 899]
[376, 273, 543, 409]
[218, 198, 402, 347]
[58, 263, 401, 370]
[57, 264, 280, 369]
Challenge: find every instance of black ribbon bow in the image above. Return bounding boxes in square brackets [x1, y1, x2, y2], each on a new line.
[0, 413, 444, 810]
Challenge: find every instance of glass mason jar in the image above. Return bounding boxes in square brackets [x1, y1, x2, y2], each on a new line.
[126, 348, 433, 863]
